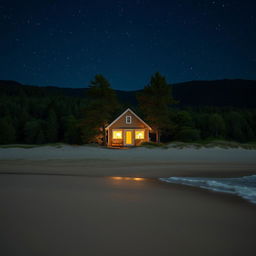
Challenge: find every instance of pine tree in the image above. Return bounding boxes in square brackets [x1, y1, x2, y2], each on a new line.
[208, 113, 226, 138]
[137, 72, 175, 143]
[83, 74, 119, 145]
[63, 115, 80, 144]
[24, 119, 42, 144]
[45, 110, 58, 142]
[0, 118, 16, 144]
[35, 129, 45, 144]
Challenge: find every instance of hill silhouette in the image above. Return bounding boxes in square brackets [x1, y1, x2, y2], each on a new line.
[1, 79, 256, 108]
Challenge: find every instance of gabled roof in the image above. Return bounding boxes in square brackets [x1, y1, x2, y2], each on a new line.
[106, 108, 152, 130]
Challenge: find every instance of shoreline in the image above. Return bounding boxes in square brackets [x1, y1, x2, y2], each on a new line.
[157, 176, 256, 206]
[1, 174, 256, 255]
[1, 158, 256, 178]
[1, 172, 256, 206]
[0, 164, 256, 178]
[1, 145, 256, 206]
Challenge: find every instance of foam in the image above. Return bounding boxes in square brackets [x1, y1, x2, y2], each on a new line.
[159, 175, 256, 204]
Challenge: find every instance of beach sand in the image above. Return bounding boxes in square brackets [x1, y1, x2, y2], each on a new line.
[1, 145, 256, 177]
[0, 146, 256, 255]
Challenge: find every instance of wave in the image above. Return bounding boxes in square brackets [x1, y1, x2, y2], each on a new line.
[159, 175, 256, 204]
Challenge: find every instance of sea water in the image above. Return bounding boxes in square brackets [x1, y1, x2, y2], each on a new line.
[159, 175, 256, 204]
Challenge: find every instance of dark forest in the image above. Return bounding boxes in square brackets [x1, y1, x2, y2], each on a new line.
[1, 75, 256, 145]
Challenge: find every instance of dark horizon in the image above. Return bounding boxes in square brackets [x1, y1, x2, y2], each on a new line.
[1, 0, 256, 90]
[2, 77, 256, 91]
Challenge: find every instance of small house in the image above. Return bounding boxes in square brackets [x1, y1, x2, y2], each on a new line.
[106, 108, 152, 147]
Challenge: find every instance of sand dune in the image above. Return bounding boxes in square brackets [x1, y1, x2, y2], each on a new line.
[1, 145, 256, 162]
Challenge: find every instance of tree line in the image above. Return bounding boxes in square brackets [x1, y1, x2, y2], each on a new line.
[0, 73, 256, 145]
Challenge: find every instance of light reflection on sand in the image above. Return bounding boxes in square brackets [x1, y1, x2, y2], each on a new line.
[111, 176, 145, 182]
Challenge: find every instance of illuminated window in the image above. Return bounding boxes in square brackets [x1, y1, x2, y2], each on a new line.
[113, 130, 122, 139]
[126, 116, 132, 124]
[135, 130, 145, 139]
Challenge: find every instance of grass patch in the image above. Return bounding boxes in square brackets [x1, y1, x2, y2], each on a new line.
[0, 143, 107, 149]
[0, 144, 38, 149]
[167, 140, 256, 149]
[1, 141, 256, 150]
[166, 141, 202, 149]
[0, 143, 66, 149]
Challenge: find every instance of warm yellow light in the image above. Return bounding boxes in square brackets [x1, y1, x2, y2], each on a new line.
[112, 177, 123, 180]
[135, 130, 145, 139]
[133, 178, 144, 181]
[111, 177, 145, 182]
[125, 131, 132, 144]
[113, 130, 122, 139]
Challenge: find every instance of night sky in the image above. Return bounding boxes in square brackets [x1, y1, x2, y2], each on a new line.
[1, 0, 256, 90]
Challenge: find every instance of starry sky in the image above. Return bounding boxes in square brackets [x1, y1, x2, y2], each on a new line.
[1, 0, 256, 90]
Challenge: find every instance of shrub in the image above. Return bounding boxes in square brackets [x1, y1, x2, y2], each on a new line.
[175, 127, 201, 142]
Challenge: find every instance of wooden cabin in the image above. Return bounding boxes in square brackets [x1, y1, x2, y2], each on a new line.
[106, 108, 152, 147]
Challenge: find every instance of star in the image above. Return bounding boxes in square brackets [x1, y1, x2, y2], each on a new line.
[125, 32, 131, 38]
[0, 0, 255, 89]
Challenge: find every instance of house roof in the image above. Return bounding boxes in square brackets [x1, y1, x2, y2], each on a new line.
[105, 108, 152, 130]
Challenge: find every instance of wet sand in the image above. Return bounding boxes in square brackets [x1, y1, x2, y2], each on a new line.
[1, 158, 256, 178]
[1, 146, 256, 255]
[0, 174, 256, 256]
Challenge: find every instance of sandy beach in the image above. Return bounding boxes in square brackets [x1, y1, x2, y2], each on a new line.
[1, 146, 256, 255]
[1, 145, 256, 177]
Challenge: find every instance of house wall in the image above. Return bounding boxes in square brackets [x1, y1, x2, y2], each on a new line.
[107, 110, 150, 146]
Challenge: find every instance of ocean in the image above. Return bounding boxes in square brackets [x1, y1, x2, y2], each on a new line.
[159, 175, 256, 204]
